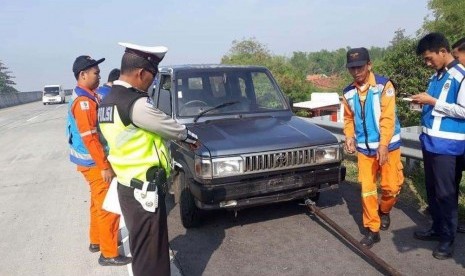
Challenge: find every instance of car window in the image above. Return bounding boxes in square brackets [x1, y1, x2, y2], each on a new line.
[252, 72, 286, 110]
[44, 87, 60, 96]
[238, 78, 247, 97]
[210, 76, 226, 97]
[175, 69, 287, 117]
[188, 77, 203, 90]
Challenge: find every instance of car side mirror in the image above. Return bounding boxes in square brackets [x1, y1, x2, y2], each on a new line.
[162, 81, 171, 90]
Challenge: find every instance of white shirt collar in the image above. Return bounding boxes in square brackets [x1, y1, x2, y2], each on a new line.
[113, 80, 132, 88]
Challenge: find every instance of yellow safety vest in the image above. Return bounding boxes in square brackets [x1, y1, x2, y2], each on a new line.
[98, 86, 170, 186]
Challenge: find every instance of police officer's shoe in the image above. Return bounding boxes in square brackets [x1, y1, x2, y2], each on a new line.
[360, 230, 380, 248]
[88, 244, 100, 253]
[413, 229, 441, 241]
[432, 241, 454, 260]
[379, 211, 390, 230]
[98, 254, 132, 266]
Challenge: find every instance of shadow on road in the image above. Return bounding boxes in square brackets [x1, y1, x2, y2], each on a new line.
[164, 176, 465, 275]
[391, 198, 465, 268]
[165, 186, 349, 276]
[337, 178, 465, 269]
[329, 180, 366, 234]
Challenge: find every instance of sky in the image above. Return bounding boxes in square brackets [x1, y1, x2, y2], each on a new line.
[1, 0, 430, 92]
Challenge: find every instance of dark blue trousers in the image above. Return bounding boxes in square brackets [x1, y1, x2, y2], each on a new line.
[422, 149, 463, 242]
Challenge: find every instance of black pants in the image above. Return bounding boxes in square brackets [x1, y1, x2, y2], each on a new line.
[118, 183, 170, 276]
[422, 149, 463, 242]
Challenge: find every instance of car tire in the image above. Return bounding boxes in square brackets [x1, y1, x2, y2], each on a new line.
[179, 170, 201, 228]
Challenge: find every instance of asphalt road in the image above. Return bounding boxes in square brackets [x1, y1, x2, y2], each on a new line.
[1, 100, 465, 275]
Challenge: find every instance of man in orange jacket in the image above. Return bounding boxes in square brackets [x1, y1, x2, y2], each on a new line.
[342, 48, 404, 248]
[67, 55, 131, 266]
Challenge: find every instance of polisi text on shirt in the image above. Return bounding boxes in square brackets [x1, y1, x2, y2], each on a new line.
[98, 106, 114, 123]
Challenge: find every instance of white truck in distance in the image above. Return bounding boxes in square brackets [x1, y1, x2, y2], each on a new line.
[42, 85, 65, 105]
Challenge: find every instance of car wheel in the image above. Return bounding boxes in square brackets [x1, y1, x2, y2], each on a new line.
[43, 103, 46, 105]
[179, 170, 201, 228]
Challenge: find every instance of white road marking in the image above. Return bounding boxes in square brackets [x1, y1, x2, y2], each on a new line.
[26, 115, 39, 121]
[119, 216, 133, 276]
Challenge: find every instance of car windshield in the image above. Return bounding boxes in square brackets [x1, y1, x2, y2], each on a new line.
[44, 87, 59, 96]
[175, 69, 287, 117]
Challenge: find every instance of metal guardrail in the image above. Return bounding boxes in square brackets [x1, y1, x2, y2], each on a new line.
[303, 117, 423, 162]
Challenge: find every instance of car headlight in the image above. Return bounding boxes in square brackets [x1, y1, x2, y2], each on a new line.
[315, 145, 341, 164]
[195, 156, 244, 179]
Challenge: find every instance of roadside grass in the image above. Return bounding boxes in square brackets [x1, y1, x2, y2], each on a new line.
[342, 157, 465, 221]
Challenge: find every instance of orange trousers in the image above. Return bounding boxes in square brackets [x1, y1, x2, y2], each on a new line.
[357, 148, 404, 232]
[79, 166, 120, 257]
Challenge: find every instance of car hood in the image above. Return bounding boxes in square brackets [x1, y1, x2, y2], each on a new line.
[188, 115, 339, 156]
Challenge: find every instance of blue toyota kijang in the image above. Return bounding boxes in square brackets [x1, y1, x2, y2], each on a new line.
[151, 65, 345, 228]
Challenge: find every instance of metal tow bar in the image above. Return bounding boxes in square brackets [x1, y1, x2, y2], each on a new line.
[304, 198, 402, 276]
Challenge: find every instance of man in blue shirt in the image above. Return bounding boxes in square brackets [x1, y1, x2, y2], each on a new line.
[411, 32, 465, 260]
[97, 68, 120, 100]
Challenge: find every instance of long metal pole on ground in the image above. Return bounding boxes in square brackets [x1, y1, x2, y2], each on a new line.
[304, 199, 402, 276]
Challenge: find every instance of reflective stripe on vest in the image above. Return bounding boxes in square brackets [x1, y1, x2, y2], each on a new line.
[357, 133, 401, 149]
[421, 63, 465, 155]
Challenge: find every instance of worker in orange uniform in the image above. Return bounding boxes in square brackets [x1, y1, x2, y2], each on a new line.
[342, 48, 404, 248]
[67, 55, 132, 266]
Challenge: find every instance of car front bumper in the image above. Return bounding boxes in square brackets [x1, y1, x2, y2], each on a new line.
[190, 165, 346, 210]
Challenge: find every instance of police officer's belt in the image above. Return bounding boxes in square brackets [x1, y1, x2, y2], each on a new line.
[130, 178, 157, 191]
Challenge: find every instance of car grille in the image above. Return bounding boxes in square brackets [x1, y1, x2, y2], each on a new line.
[243, 147, 317, 173]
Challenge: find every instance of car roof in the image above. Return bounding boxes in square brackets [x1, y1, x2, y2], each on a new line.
[159, 64, 268, 73]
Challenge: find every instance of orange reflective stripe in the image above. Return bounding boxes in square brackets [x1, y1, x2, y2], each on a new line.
[80, 129, 97, 137]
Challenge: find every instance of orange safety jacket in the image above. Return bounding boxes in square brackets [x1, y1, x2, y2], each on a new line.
[70, 85, 110, 171]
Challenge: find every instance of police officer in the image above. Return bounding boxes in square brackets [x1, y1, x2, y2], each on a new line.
[98, 42, 199, 276]
[412, 33, 465, 259]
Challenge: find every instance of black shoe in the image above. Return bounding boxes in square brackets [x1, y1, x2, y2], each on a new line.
[360, 230, 380, 248]
[379, 211, 390, 231]
[413, 229, 441, 241]
[457, 224, 465, 233]
[433, 241, 454, 260]
[89, 244, 100, 253]
[98, 255, 132, 266]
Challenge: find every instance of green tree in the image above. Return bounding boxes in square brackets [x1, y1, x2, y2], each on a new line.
[289, 51, 309, 76]
[221, 37, 271, 65]
[422, 0, 465, 42]
[0, 60, 18, 94]
[376, 31, 431, 127]
[390, 28, 407, 46]
[222, 38, 315, 103]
